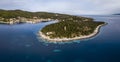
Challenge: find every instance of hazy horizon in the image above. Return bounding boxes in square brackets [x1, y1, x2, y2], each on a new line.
[0, 0, 120, 15]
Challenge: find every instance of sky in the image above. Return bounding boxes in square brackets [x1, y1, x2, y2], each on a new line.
[0, 0, 120, 15]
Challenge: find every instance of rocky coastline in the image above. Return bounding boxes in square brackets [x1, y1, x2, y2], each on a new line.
[39, 23, 106, 43]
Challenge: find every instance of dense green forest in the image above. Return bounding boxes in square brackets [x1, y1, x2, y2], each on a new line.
[41, 20, 105, 38]
[0, 9, 105, 38]
[0, 9, 93, 22]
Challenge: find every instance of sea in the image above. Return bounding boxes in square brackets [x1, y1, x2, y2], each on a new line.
[0, 15, 120, 62]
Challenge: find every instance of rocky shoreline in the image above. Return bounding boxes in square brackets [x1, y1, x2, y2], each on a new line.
[38, 23, 106, 43]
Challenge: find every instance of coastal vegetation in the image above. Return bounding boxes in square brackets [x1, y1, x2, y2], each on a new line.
[41, 20, 104, 39]
[0, 9, 105, 41]
[0, 9, 93, 24]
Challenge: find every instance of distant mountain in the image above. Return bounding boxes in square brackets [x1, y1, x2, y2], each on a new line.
[113, 14, 120, 15]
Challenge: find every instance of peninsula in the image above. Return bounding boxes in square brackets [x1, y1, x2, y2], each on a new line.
[0, 9, 105, 42]
[40, 19, 105, 42]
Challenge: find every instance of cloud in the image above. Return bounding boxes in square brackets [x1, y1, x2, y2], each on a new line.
[0, 0, 120, 15]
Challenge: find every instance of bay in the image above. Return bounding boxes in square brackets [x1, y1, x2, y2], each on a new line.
[0, 15, 120, 62]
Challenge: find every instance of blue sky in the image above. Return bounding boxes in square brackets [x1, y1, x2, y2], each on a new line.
[0, 0, 120, 15]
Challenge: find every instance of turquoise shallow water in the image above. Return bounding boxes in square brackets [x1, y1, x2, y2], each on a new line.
[0, 15, 120, 62]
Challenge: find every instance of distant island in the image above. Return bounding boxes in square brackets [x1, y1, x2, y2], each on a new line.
[0, 9, 105, 42]
[113, 13, 120, 15]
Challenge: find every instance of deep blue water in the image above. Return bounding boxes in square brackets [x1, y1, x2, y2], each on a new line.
[0, 15, 120, 62]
